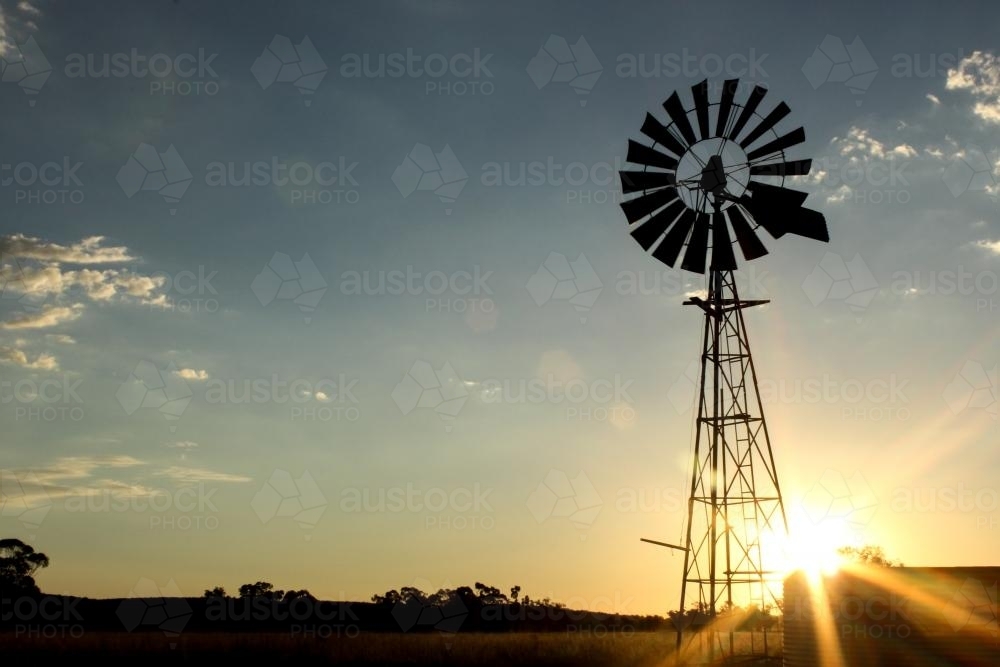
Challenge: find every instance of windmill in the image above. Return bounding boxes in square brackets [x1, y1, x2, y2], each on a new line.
[619, 79, 829, 663]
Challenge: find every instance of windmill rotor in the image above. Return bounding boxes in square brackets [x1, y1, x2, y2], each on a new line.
[620, 78, 829, 274]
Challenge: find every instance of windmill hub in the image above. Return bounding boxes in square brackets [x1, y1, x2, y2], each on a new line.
[674, 138, 751, 213]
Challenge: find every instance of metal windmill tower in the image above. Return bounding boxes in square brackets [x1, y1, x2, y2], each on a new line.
[618, 79, 829, 662]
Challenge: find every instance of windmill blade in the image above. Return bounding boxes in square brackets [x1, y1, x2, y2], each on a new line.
[790, 207, 830, 242]
[652, 208, 697, 267]
[631, 199, 685, 250]
[749, 158, 812, 178]
[621, 186, 680, 223]
[627, 139, 679, 171]
[746, 127, 806, 161]
[715, 79, 740, 137]
[692, 79, 711, 140]
[620, 170, 676, 194]
[738, 102, 791, 149]
[663, 91, 698, 147]
[711, 211, 738, 271]
[727, 85, 768, 141]
[746, 181, 809, 209]
[681, 213, 710, 274]
[727, 205, 769, 261]
[640, 113, 687, 157]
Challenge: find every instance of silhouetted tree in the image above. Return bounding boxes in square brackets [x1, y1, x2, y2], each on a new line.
[510, 585, 521, 602]
[238, 581, 284, 600]
[838, 545, 902, 567]
[0, 538, 49, 595]
[281, 589, 314, 603]
[203, 586, 227, 598]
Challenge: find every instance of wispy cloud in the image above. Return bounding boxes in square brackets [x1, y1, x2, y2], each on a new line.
[0, 303, 84, 329]
[0, 234, 134, 264]
[173, 368, 209, 381]
[155, 466, 252, 484]
[975, 239, 1000, 255]
[45, 333, 76, 345]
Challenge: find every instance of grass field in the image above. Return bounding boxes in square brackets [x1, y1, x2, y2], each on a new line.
[0, 630, 783, 666]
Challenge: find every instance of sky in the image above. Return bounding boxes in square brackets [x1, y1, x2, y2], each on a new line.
[0, 0, 997, 616]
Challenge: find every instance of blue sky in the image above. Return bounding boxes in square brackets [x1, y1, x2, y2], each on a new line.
[0, 0, 997, 614]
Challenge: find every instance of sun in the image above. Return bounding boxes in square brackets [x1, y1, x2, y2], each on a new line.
[760, 514, 855, 585]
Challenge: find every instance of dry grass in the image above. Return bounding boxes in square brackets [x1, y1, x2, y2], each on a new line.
[0, 630, 782, 666]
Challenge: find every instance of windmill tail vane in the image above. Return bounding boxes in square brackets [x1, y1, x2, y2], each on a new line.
[619, 78, 830, 662]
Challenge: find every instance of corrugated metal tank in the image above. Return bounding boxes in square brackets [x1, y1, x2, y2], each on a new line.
[784, 567, 999, 666]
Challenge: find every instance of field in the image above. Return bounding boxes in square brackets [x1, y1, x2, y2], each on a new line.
[0, 631, 784, 666]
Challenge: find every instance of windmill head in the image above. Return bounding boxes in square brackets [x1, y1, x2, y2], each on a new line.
[619, 79, 830, 275]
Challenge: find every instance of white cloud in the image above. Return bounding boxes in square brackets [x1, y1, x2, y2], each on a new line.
[974, 239, 1000, 255]
[1, 303, 84, 330]
[836, 126, 918, 161]
[155, 466, 252, 484]
[926, 93, 941, 105]
[167, 441, 199, 450]
[31, 455, 145, 484]
[945, 51, 1000, 124]
[0, 234, 135, 264]
[173, 368, 209, 381]
[0, 345, 58, 370]
[45, 334, 76, 344]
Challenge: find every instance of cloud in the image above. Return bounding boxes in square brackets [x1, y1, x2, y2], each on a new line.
[31, 455, 145, 484]
[0, 234, 135, 264]
[945, 51, 1000, 123]
[167, 441, 199, 450]
[0, 303, 84, 329]
[45, 334, 76, 344]
[926, 93, 941, 105]
[974, 239, 1000, 255]
[173, 368, 209, 381]
[0, 264, 167, 303]
[155, 466, 252, 484]
[0, 345, 57, 370]
[835, 126, 918, 160]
